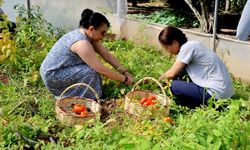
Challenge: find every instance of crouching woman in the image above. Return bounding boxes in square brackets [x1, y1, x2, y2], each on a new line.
[40, 9, 134, 99]
[158, 26, 234, 108]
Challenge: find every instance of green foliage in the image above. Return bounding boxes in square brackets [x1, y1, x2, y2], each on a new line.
[1, 5, 65, 86]
[0, 15, 17, 63]
[1, 39, 250, 149]
[128, 9, 199, 28]
[102, 39, 174, 98]
[232, 79, 250, 100]
[230, 0, 247, 12]
[162, 100, 250, 149]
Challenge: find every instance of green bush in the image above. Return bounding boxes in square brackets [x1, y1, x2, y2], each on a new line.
[128, 9, 199, 28]
[0, 14, 17, 63]
[0, 6, 65, 85]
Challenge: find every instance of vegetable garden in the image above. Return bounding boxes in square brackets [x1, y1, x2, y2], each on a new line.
[0, 6, 250, 150]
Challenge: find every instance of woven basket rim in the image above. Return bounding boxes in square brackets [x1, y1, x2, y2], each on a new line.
[56, 96, 99, 103]
[125, 90, 165, 100]
[125, 89, 163, 96]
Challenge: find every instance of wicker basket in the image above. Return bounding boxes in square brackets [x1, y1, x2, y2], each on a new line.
[125, 77, 171, 119]
[55, 83, 102, 126]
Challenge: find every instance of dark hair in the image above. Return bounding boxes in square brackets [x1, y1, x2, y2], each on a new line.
[158, 26, 187, 46]
[79, 8, 110, 29]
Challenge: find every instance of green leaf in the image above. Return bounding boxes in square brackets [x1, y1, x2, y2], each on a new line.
[213, 139, 222, 150]
[207, 135, 214, 143]
[152, 143, 161, 150]
[119, 138, 131, 145]
[213, 130, 222, 137]
[123, 143, 136, 150]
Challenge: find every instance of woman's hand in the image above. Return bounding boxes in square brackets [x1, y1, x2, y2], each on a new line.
[78, 41, 136, 84]
[124, 71, 133, 78]
[159, 72, 168, 81]
[125, 71, 135, 85]
[159, 70, 173, 81]
[123, 74, 134, 85]
[126, 75, 134, 85]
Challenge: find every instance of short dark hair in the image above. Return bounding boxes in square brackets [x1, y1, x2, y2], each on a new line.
[158, 26, 187, 46]
[79, 8, 110, 29]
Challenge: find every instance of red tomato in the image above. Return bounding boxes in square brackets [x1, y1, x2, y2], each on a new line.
[140, 98, 148, 105]
[148, 100, 156, 106]
[73, 104, 86, 114]
[143, 101, 151, 106]
[148, 96, 156, 101]
[163, 117, 174, 124]
[80, 111, 88, 118]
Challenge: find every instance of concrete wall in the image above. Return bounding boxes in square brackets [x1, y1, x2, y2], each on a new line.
[115, 18, 250, 84]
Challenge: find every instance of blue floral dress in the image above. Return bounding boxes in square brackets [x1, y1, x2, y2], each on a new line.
[40, 29, 102, 99]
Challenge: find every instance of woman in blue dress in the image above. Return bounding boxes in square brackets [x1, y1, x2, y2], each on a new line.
[40, 9, 134, 99]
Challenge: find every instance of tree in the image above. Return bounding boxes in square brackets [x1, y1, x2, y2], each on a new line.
[225, 0, 230, 12]
[184, 0, 214, 33]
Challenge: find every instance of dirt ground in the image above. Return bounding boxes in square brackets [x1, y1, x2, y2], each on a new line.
[0, 71, 9, 84]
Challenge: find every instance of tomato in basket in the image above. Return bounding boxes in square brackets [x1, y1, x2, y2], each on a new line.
[142, 101, 150, 106]
[80, 111, 89, 118]
[143, 101, 154, 106]
[148, 96, 156, 101]
[73, 104, 86, 114]
[139, 96, 157, 106]
[140, 98, 148, 105]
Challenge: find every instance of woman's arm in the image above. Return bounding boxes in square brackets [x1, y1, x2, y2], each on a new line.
[92, 41, 128, 73]
[71, 40, 130, 83]
[159, 60, 185, 81]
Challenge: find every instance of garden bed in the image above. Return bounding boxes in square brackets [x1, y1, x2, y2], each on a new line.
[0, 39, 249, 149]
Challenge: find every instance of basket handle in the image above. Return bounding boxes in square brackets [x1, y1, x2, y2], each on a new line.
[59, 83, 101, 103]
[132, 77, 168, 106]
